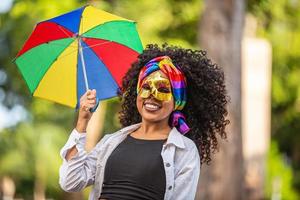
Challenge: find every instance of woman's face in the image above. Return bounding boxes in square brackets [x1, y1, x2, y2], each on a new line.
[136, 70, 174, 124]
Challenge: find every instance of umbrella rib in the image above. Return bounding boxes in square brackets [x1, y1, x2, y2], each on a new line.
[45, 42, 77, 48]
[45, 40, 78, 60]
[53, 41, 112, 59]
[12, 41, 77, 62]
[54, 40, 113, 60]
[80, 20, 128, 36]
[80, 13, 85, 35]
[57, 25, 73, 38]
[81, 40, 112, 49]
[54, 48, 78, 60]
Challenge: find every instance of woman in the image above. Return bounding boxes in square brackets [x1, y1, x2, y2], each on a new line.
[59, 44, 229, 200]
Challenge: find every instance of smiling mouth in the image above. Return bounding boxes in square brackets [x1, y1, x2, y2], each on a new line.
[143, 101, 162, 111]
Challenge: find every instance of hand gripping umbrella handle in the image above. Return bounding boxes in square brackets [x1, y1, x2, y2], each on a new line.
[89, 98, 99, 113]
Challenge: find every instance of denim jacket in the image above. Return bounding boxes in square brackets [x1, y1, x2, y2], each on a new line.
[59, 123, 200, 200]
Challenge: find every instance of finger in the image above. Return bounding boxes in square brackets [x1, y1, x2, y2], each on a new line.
[86, 102, 96, 108]
[87, 90, 96, 99]
[81, 106, 89, 112]
[87, 95, 96, 100]
[81, 102, 96, 110]
[83, 90, 91, 98]
[86, 89, 92, 95]
[87, 99, 96, 104]
[82, 105, 93, 112]
[80, 90, 91, 101]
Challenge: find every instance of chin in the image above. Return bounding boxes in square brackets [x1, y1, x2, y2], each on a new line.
[140, 110, 169, 124]
[142, 116, 162, 123]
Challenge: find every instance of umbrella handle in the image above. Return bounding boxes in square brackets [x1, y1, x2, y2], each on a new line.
[89, 98, 99, 113]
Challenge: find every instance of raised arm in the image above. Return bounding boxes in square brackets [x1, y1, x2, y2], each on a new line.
[59, 89, 99, 192]
[66, 89, 97, 160]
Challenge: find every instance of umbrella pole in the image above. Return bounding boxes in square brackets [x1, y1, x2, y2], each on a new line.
[78, 39, 99, 112]
[78, 39, 89, 91]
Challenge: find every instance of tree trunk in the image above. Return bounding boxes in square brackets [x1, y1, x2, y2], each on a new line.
[34, 178, 45, 200]
[1, 176, 16, 200]
[197, 0, 245, 199]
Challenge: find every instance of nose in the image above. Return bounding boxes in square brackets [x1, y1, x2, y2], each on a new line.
[150, 94, 156, 100]
[149, 88, 158, 99]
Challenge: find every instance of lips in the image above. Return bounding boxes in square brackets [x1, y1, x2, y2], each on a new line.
[143, 101, 161, 112]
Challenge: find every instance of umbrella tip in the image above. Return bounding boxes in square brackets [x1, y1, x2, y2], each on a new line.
[12, 54, 19, 63]
[73, 33, 80, 38]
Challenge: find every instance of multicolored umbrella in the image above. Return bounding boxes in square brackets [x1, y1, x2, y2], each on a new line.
[15, 5, 143, 109]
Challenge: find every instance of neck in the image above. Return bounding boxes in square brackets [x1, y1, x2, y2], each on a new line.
[139, 119, 171, 136]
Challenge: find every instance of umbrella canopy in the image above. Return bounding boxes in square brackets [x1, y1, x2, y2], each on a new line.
[15, 5, 143, 108]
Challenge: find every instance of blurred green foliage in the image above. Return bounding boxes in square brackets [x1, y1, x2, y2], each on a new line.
[265, 140, 298, 199]
[0, 122, 68, 199]
[248, 0, 300, 195]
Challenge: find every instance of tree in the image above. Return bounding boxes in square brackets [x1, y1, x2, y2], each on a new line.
[197, 0, 246, 199]
[0, 122, 69, 199]
[248, 0, 300, 195]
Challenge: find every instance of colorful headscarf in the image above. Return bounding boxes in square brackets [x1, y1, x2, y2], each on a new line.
[137, 56, 190, 134]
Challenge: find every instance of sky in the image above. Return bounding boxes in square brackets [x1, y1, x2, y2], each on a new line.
[0, 0, 13, 14]
[0, 0, 28, 130]
[0, 104, 27, 130]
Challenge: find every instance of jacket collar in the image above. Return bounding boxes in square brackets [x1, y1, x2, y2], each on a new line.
[119, 123, 185, 149]
[166, 127, 185, 149]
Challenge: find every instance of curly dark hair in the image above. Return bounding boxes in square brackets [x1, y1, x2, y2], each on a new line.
[118, 43, 229, 164]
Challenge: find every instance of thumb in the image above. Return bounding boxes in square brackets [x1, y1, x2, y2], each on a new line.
[86, 89, 92, 95]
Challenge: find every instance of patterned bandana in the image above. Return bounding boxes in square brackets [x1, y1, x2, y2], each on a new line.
[137, 56, 190, 134]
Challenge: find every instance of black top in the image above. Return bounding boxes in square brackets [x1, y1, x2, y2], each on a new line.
[99, 135, 167, 200]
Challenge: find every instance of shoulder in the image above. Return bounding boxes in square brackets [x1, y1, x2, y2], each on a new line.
[172, 127, 198, 152]
[98, 130, 122, 144]
[181, 135, 198, 152]
[173, 134, 201, 173]
[178, 135, 199, 163]
[174, 133, 200, 162]
[98, 123, 141, 145]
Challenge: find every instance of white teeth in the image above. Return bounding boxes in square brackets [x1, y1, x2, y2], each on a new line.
[144, 103, 160, 110]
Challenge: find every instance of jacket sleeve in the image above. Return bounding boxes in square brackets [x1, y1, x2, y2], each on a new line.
[59, 129, 109, 192]
[172, 144, 201, 200]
